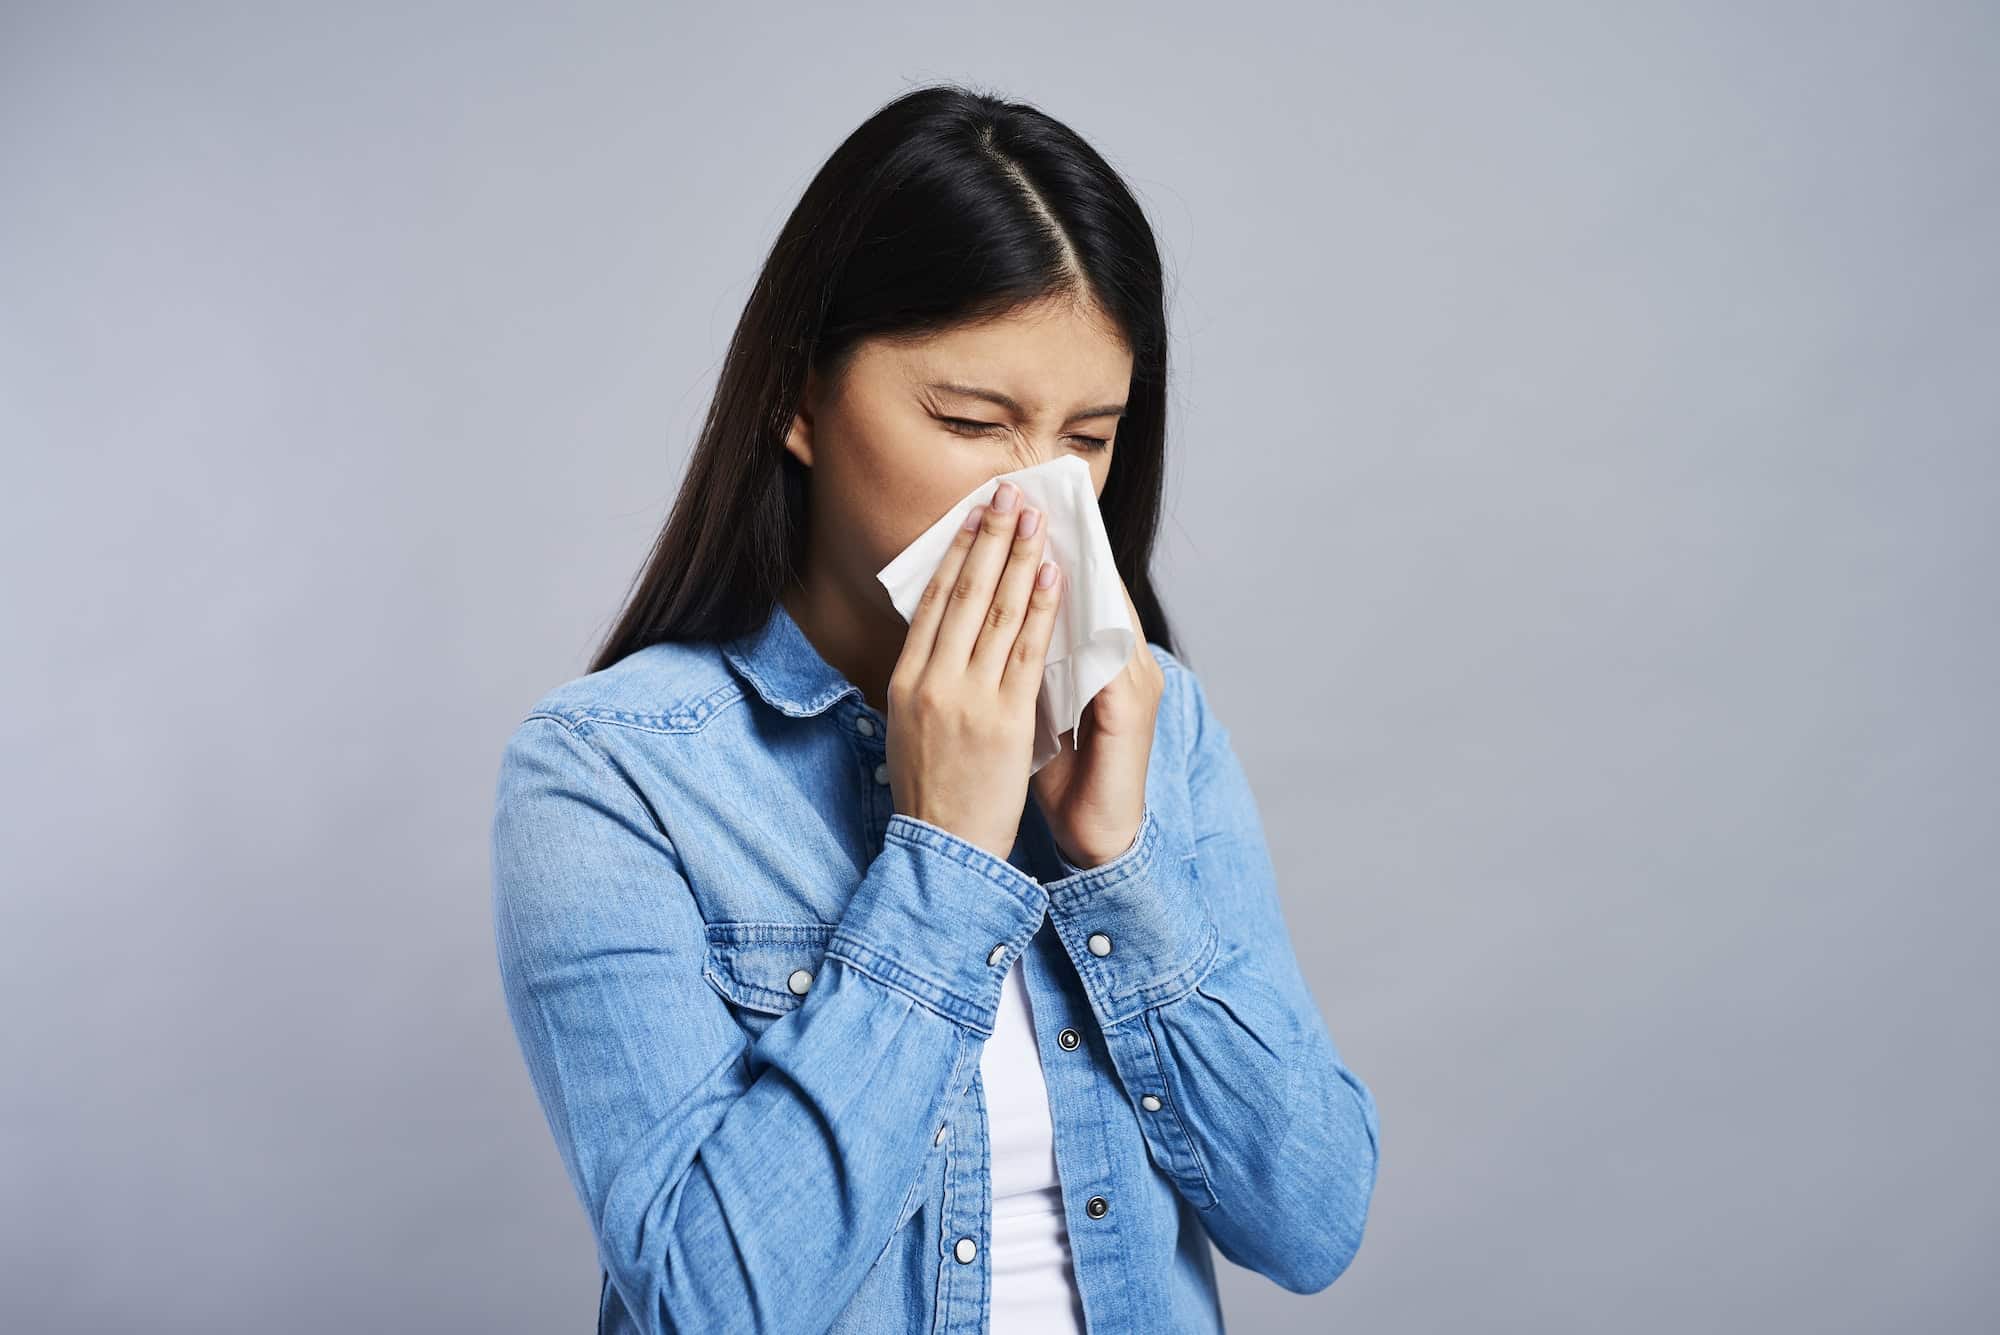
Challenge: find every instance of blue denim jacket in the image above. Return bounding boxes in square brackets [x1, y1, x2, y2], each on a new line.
[490, 598, 1380, 1333]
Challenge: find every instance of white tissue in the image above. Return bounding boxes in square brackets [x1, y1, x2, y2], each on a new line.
[874, 454, 1134, 775]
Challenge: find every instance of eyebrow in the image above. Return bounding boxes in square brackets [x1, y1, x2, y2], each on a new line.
[925, 381, 1127, 425]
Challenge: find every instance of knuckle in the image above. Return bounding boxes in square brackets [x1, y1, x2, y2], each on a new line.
[908, 680, 947, 719]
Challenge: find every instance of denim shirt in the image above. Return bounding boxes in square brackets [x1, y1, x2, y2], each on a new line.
[489, 598, 1380, 1334]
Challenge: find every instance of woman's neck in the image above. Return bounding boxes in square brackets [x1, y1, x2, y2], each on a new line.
[780, 572, 902, 716]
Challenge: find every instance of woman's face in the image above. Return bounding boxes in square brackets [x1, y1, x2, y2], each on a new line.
[784, 295, 1135, 610]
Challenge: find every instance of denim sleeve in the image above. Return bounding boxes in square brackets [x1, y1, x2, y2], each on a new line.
[490, 714, 1045, 1335]
[1040, 661, 1381, 1294]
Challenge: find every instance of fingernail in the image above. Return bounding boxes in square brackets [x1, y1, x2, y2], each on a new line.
[1037, 561, 1057, 587]
[962, 505, 983, 531]
[992, 482, 1018, 512]
[1019, 507, 1040, 536]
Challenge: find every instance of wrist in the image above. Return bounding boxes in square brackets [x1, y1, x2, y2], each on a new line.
[1054, 822, 1142, 872]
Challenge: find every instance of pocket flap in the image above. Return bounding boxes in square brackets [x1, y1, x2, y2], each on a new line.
[701, 920, 837, 1015]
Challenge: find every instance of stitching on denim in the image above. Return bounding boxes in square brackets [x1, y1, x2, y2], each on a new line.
[1044, 808, 1163, 906]
[883, 814, 1046, 902]
[704, 920, 837, 946]
[524, 677, 748, 737]
[700, 922, 837, 1013]
[1094, 918, 1221, 1028]
[822, 938, 992, 1035]
[1143, 1004, 1221, 1211]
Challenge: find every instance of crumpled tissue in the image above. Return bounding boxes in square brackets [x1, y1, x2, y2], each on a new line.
[874, 454, 1133, 775]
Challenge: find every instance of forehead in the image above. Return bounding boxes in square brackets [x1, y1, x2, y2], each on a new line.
[871, 298, 1133, 409]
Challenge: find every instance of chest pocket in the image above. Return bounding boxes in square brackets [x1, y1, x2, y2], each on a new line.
[701, 920, 837, 1038]
[703, 918, 949, 1238]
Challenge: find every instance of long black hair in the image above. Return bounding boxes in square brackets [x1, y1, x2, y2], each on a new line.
[588, 82, 1183, 675]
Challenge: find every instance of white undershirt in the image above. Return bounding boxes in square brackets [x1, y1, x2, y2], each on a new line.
[978, 953, 1088, 1333]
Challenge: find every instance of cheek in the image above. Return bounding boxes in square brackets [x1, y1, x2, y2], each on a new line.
[831, 462, 981, 570]
[823, 413, 1002, 555]
[866, 451, 1000, 544]
[877, 472, 989, 559]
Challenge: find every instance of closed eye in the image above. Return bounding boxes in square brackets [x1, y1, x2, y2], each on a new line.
[939, 417, 1112, 452]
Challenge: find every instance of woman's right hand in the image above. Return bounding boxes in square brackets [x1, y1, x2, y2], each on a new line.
[883, 480, 1064, 863]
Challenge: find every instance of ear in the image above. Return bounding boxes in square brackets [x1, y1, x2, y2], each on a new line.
[783, 365, 818, 469]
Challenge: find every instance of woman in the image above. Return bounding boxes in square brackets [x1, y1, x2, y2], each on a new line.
[490, 83, 1380, 1335]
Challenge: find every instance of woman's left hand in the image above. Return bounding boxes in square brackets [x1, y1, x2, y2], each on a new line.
[1029, 571, 1165, 869]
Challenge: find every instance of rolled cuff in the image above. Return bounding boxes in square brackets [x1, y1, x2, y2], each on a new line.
[1041, 803, 1219, 1026]
[827, 813, 1049, 1035]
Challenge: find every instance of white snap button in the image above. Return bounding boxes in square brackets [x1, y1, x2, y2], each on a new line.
[954, 1236, 977, 1264]
[874, 762, 890, 785]
[855, 716, 876, 736]
[787, 968, 812, 995]
[1141, 1094, 1162, 1111]
[987, 943, 1006, 966]
[1087, 932, 1112, 956]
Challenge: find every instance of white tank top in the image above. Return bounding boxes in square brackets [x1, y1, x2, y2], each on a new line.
[978, 953, 1088, 1333]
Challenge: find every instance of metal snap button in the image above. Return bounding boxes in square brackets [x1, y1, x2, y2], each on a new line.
[1086, 932, 1112, 957]
[954, 1236, 978, 1264]
[1085, 1196, 1108, 1219]
[1141, 1094, 1162, 1111]
[787, 969, 813, 995]
[855, 715, 876, 737]
[1057, 1028, 1080, 1051]
[874, 762, 890, 785]
[987, 943, 1006, 966]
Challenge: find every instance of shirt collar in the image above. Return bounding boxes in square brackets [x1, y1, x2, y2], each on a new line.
[720, 596, 866, 719]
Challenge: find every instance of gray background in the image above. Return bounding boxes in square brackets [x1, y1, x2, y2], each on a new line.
[4, 2, 1995, 1331]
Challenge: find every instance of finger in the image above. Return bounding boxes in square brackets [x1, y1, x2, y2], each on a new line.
[968, 503, 1050, 685]
[930, 486, 1029, 671]
[1001, 556, 1063, 708]
[898, 504, 986, 678]
[1115, 571, 1150, 672]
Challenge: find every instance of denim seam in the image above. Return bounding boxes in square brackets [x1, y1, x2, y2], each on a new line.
[522, 677, 748, 737]
[822, 937, 994, 1035]
[1142, 1004, 1221, 1211]
[1043, 806, 1163, 903]
[883, 814, 1046, 905]
[1092, 919, 1221, 1028]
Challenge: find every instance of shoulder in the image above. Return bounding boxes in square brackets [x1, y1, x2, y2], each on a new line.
[511, 640, 747, 740]
[1142, 640, 1219, 762]
[490, 640, 758, 848]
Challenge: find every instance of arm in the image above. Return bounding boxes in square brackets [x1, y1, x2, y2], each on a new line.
[1041, 658, 1381, 1294]
[490, 714, 1044, 1334]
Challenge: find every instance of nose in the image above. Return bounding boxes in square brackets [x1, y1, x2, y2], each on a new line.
[1004, 440, 1068, 473]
